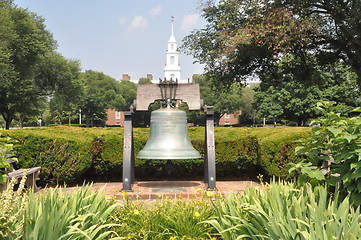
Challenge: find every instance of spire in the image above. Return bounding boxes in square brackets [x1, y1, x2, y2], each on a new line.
[171, 16, 175, 36]
[165, 15, 181, 81]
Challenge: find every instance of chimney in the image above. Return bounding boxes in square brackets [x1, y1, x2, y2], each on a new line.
[147, 74, 153, 81]
[122, 74, 130, 81]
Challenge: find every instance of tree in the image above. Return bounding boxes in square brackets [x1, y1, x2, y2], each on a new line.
[0, 2, 59, 129]
[118, 80, 137, 109]
[193, 74, 243, 125]
[182, 0, 361, 91]
[253, 58, 360, 125]
[78, 71, 125, 127]
[138, 77, 153, 84]
[238, 85, 257, 125]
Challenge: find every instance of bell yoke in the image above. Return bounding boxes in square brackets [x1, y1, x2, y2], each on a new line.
[122, 79, 216, 191]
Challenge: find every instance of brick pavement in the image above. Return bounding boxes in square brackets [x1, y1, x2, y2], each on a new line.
[61, 180, 260, 201]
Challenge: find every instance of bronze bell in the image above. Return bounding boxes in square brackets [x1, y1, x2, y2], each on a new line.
[137, 105, 201, 160]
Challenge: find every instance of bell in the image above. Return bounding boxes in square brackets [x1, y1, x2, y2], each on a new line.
[137, 107, 201, 160]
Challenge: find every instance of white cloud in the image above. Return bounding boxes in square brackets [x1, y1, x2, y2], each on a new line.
[180, 14, 200, 32]
[118, 16, 127, 25]
[129, 15, 148, 30]
[149, 5, 162, 17]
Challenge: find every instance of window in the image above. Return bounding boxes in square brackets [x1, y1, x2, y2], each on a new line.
[171, 44, 174, 50]
[170, 74, 175, 79]
[116, 122, 121, 126]
[116, 111, 121, 119]
[225, 113, 230, 119]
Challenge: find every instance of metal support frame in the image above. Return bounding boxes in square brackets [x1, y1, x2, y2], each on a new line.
[122, 111, 135, 191]
[121, 109, 217, 191]
[122, 81, 217, 191]
[204, 110, 217, 190]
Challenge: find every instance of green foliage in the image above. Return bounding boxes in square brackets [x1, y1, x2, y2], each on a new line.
[5, 128, 93, 185]
[1, 126, 311, 185]
[255, 127, 311, 177]
[138, 77, 153, 84]
[113, 192, 216, 239]
[193, 74, 244, 125]
[20, 184, 121, 240]
[207, 180, 361, 239]
[0, 133, 18, 184]
[238, 85, 257, 125]
[182, 0, 361, 90]
[118, 80, 137, 110]
[254, 58, 360, 124]
[78, 70, 126, 127]
[0, 1, 59, 129]
[0, 173, 28, 240]
[295, 101, 361, 205]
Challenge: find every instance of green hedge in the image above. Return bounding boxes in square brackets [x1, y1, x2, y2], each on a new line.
[1, 126, 311, 185]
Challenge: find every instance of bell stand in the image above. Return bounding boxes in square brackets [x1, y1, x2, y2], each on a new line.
[122, 79, 216, 191]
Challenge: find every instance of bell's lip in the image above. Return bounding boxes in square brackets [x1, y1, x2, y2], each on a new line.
[137, 149, 201, 159]
[136, 156, 201, 160]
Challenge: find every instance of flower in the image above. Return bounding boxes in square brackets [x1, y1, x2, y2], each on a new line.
[169, 237, 174, 240]
[121, 191, 128, 196]
[194, 211, 201, 218]
[195, 188, 202, 193]
[206, 191, 214, 197]
[133, 209, 139, 215]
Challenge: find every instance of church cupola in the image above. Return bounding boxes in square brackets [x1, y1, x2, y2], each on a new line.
[164, 16, 181, 81]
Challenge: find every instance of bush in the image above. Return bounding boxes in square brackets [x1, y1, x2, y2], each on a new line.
[1, 126, 311, 185]
[295, 101, 361, 205]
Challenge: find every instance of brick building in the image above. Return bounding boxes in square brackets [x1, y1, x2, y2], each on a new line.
[106, 109, 124, 126]
[218, 111, 241, 126]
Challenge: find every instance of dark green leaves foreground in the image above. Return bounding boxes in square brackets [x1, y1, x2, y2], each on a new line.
[208, 180, 360, 240]
[1, 180, 360, 239]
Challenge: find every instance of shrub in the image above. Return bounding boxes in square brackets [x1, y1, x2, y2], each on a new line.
[295, 101, 361, 205]
[207, 180, 361, 240]
[1, 126, 311, 185]
[14, 134, 91, 185]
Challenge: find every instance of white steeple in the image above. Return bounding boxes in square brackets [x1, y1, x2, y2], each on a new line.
[164, 16, 181, 81]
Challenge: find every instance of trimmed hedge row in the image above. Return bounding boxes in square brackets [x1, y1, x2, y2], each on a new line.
[1, 126, 311, 185]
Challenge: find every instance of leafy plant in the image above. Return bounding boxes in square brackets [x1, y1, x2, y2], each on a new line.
[295, 101, 361, 205]
[21, 184, 122, 240]
[0, 134, 17, 184]
[207, 180, 361, 239]
[0, 173, 28, 239]
[112, 192, 216, 239]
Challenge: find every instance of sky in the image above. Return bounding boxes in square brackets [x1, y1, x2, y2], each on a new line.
[13, 0, 206, 81]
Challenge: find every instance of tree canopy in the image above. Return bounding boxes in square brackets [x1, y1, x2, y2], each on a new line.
[76, 70, 127, 127]
[0, 1, 71, 129]
[254, 59, 360, 125]
[182, 0, 361, 91]
[193, 74, 243, 124]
